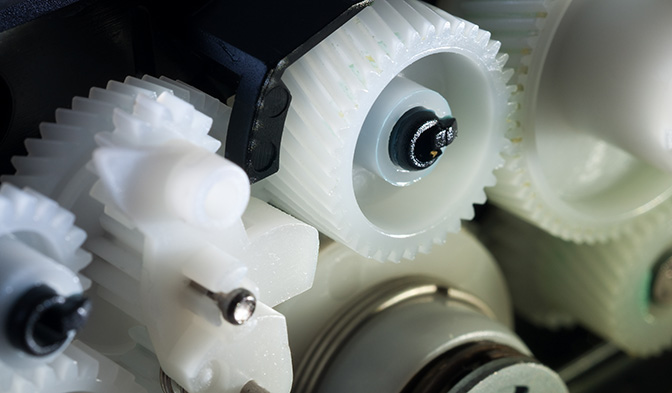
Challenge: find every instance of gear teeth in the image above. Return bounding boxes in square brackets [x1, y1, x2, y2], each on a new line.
[443, 0, 672, 243]
[260, 0, 512, 261]
[89, 87, 135, 112]
[486, 208, 672, 356]
[141, 75, 191, 101]
[0, 341, 145, 393]
[106, 80, 157, 100]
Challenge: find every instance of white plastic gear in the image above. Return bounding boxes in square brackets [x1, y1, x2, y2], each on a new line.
[0, 340, 146, 393]
[258, 0, 513, 262]
[2, 75, 225, 225]
[86, 84, 309, 393]
[0, 183, 90, 273]
[5, 75, 319, 393]
[0, 183, 92, 367]
[439, 0, 672, 243]
[483, 207, 672, 356]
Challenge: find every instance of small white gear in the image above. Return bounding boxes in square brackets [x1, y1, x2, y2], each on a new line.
[484, 207, 672, 356]
[259, 0, 513, 262]
[0, 183, 92, 367]
[3, 75, 224, 222]
[440, 0, 672, 243]
[6, 75, 318, 393]
[0, 340, 146, 393]
[0, 183, 89, 273]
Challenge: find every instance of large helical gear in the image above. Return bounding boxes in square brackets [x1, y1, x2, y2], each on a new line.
[439, 0, 672, 243]
[483, 207, 672, 356]
[259, 0, 513, 262]
[0, 341, 146, 393]
[0, 183, 91, 367]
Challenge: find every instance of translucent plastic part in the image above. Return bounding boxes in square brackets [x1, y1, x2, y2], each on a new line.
[354, 76, 452, 186]
[440, 0, 672, 243]
[484, 208, 672, 356]
[4, 76, 319, 393]
[259, 0, 513, 262]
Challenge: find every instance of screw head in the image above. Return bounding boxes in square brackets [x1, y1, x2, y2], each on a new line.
[215, 288, 257, 325]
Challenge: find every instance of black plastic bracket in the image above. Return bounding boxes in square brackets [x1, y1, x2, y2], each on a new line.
[191, 0, 373, 183]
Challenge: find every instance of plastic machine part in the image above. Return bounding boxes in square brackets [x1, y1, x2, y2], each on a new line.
[483, 207, 672, 356]
[0, 340, 146, 393]
[190, 0, 373, 182]
[257, 0, 514, 262]
[0, 184, 91, 368]
[277, 231, 568, 393]
[438, 0, 672, 243]
[4, 77, 320, 393]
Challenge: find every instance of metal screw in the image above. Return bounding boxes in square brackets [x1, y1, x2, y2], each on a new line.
[652, 254, 672, 306]
[190, 282, 257, 325]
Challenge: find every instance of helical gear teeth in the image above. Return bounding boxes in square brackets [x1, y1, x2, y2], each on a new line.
[485, 207, 672, 356]
[442, 0, 672, 243]
[261, 0, 512, 261]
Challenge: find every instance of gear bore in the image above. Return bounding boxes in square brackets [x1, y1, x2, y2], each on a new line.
[389, 106, 458, 171]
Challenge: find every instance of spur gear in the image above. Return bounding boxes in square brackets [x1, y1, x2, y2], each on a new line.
[258, 0, 513, 262]
[0, 340, 146, 393]
[0, 184, 91, 367]
[6, 75, 319, 393]
[483, 207, 672, 356]
[276, 231, 567, 393]
[440, 0, 672, 243]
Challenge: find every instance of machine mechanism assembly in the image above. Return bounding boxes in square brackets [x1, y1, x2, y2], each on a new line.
[1, 0, 672, 392]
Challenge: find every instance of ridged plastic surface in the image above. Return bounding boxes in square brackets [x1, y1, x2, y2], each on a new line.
[485, 208, 672, 356]
[441, 0, 672, 243]
[0, 341, 146, 393]
[261, 0, 513, 262]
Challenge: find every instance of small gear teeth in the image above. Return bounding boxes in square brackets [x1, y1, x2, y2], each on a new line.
[486, 207, 672, 356]
[0, 341, 145, 393]
[0, 184, 90, 274]
[4, 75, 224, 204]
[261, 0, 512, 261]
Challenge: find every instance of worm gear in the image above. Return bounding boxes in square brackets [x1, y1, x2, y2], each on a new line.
[258, 0, 513, 262]
[6, 75, 318, 393]
[483, 207, 672, 356]
[0, 183, 91, 367]
[440, 0, 672, 243]
[0, 341, 146, 393]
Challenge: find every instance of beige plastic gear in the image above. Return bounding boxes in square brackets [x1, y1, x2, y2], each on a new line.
[259, 0, 513, 262]
[484, 207, 672, 356]
[439, 0, 672, 243]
